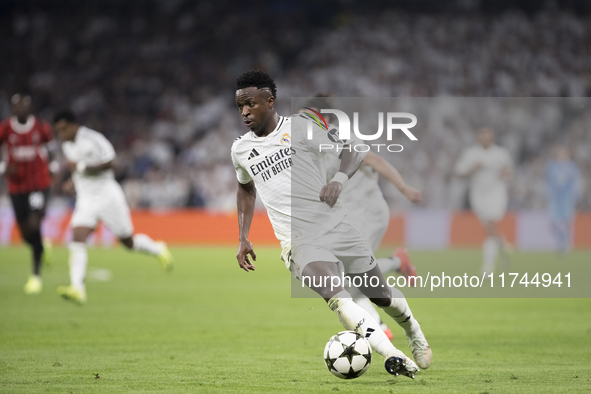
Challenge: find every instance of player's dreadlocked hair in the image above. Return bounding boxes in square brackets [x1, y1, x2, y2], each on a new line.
[236, 70, 277, 98]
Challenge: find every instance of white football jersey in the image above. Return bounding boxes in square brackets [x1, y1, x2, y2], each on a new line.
[62, 126, 118, 199]
[324, 130, 389, 250]
[324, 128, 375, 207]
[455, 144, 513, 197]
[231, 114, 350, 260]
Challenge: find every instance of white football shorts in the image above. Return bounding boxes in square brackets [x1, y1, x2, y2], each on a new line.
[288, 218, 376, 280]
[70, 182, 134, 238]
[470, 187, 508, 223]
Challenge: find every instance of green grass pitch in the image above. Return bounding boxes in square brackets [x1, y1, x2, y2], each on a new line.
[1, 246, 590, 393]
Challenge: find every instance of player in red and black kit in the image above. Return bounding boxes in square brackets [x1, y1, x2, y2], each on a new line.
[0, 94, 59, 294]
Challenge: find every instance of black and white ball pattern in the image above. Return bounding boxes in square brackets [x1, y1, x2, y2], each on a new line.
[323, 330, 372, 379]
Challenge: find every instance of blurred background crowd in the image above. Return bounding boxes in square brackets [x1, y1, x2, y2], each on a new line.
[1, 0, 590, 212]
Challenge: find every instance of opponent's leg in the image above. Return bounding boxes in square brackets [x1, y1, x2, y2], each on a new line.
[20, 224, 43, 294]
[302, 261, 419, 378]
[57, 226, 93, 305]
[375, 256, 401, 274]
[26, 212, 45, 275]
[120, 234, 173, 271]
[18, 217, 44, 294]
[353, 265, 432, 370]
[377, 248, 418, 287]
[20, 189, 52, 293]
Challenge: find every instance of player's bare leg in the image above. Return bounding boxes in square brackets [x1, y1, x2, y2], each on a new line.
[302, 261, 419, 379]
[352, 264, 432, 371]
[120, 234, 173, 271]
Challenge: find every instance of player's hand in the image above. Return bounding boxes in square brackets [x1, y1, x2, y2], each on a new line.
[403, 186, 422, 204]
[237, 239, 256, 272]
[66, 161, 78, 172]
[472, 162, 483, 172]
[62, 178, 75, 194]
[320, 181, 343, 208]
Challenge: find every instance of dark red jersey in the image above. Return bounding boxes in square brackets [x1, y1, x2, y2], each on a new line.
[0, 116, 54, 194]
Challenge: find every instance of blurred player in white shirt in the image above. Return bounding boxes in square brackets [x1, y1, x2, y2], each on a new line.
[52, 110, 173, 304]
[300, 98, 422, 340]
[455, 127, 513, 274]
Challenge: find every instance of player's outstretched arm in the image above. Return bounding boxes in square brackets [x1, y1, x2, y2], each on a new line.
[320, 150, 363, 208]
[363, 151, 422, 204]
[236, 180, 257, 272]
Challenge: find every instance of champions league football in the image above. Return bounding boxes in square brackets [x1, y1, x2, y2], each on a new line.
[323, 331, 372, 379]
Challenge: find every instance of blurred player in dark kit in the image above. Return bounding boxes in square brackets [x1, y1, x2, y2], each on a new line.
[0, 94, 58, 294]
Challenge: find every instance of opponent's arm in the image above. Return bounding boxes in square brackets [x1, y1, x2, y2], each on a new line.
[0, 127, 8, 176]
[0, 145, 5, 176]
[320, 149, 363, 208]
[363, 151, 422, 203]
[236, 180, 257, 272]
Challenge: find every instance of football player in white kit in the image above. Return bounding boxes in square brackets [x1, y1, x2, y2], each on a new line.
[53, 110, 173, 305]
[455, 127, 513, 274]
[300, 98, 422, 341]
[232, 71, 431, 379]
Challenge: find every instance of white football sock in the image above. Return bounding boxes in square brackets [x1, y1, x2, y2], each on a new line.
[68, 242, 87, 291]
[328, 291, 396, 358]
[482, 236, 499, 274]
[380, 295, 419, 337]
[376, 256, 401, 273]
[132, 234, 162, 256]
[353, 296, 382, 325]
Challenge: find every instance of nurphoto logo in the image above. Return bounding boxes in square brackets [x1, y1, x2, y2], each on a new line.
[303, 109, 418, 153]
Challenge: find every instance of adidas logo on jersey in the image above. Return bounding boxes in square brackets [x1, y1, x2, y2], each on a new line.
[248, 149, 260, 160]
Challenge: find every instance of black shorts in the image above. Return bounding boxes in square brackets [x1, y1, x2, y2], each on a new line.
[9, 188, 50, 223]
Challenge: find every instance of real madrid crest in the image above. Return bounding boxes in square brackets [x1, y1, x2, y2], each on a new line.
[281, 133, 290, 145]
